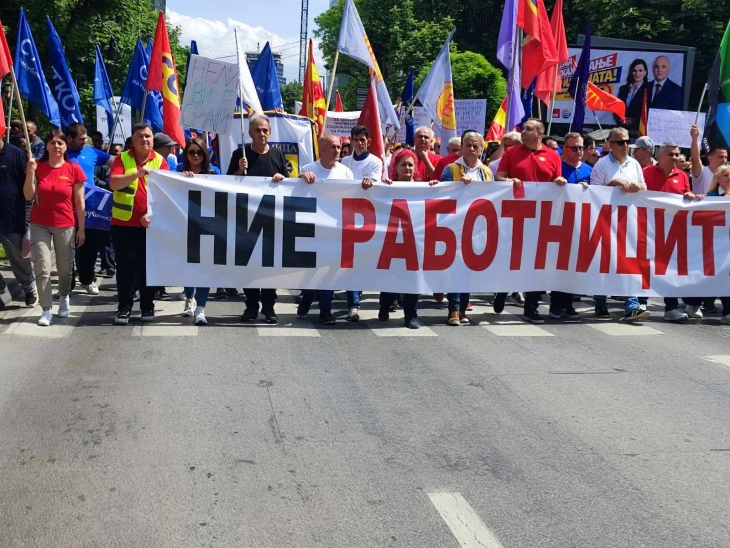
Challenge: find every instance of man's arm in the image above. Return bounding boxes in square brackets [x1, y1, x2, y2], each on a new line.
[416, 150, 437, 178]
[690, 124, 703, 179]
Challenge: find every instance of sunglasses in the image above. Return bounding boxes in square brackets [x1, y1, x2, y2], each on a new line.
[187, 149, 203, 156]
[667, 152, 680, 157]
[610, 140, 631, 146]
[566, 146, 585, 152]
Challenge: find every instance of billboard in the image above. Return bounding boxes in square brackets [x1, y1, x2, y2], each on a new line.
[550, 47, 687, 128]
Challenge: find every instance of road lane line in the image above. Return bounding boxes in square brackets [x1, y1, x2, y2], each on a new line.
[428, 491, 505, 548]
[705, 355, 730, 368]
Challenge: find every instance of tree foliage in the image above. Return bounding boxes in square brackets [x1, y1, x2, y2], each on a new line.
[0, 0, 187, 130]
[280, 81, 303, 113]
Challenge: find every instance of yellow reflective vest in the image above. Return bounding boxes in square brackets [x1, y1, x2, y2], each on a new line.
[447, 162, 493, 182]
[111, 151, 164, 221]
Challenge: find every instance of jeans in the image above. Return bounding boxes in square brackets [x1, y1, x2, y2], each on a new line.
[112, 225, 155, 313]
[243, 288, 277, 312]
[347, 290, 362, 308]
[184, 287, 210, 307]
[0, 231, 36, 293]
[380, 292, 419, 320]
[76, 227, 103, 285]
[594, 295, 644, 311]
[301, 289, 334, 312]
[29, 224, 75, 310]
[447, 292, 469, 313]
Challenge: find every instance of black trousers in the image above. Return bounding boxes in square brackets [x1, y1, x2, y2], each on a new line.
[76, 227, 103, 285]
[112, 226, 155, 313]
[100, 230, 116, 269]
[380, 292, 419, 320]
[243, 288, 277, 311]
[550, 291, 573, 310]
[496, 291, 542, 313]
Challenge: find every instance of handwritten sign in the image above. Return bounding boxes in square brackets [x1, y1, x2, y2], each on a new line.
[455, 99, 487, 137]
[180, 55, 239, 135]
[646, 109, 705, 148]
[96, 97, 131, 144]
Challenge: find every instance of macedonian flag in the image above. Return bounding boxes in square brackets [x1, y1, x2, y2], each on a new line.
[299, 39, 326, 136]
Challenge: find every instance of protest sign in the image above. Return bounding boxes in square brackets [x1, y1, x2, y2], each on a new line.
[646, 110, 705, 148]
[324, 111, 361, 137]
[180, 55, 239, 135]
[455, 99, 487, 137]
[96, 97, 131, 144]
[147, 171, 730, 297]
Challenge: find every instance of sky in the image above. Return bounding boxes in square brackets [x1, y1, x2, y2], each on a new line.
[167, 0, 331, 83]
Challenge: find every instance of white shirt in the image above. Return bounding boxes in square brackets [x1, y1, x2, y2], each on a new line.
[340, 153, 383, 180]
[691, 165, 714, 195]
[299, 161, 354, 180]
[590, 153, 646, 187]
[488, 158, 501, 177]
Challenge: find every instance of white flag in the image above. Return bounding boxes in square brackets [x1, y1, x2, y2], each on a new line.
[234, 29, 263, 115]
[337, 0, 399, 130]
[416, 30, 457, 141]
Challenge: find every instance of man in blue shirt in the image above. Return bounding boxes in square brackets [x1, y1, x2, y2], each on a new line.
[65, 123, 116, 295]
[561, 132, 592, 187]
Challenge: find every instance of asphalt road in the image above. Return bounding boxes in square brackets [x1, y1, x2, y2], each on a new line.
[1, 268, 729, 547]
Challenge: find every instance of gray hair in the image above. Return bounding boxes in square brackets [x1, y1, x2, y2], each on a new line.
[447, 136, 461, 147]
[415, 126, 434, 138]
[249, 113, 271, 127]
[607, 127, 629, 141]
[502, 131, 522, 144]
[659, 141, 679, 154]
[462, 131, 484, 146]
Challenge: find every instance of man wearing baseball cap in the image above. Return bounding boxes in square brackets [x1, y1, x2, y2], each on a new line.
[630, 136, 656, 169]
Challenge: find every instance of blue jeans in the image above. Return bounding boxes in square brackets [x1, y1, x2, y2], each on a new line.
[301, 289, 334, 312]
[184, 287, 210, 307]
[447, 293, 469, 313]
[347, 290, 362, 308]
[594, 295, 644, 311]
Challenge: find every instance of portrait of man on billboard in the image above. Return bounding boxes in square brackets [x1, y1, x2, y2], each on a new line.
[648, 55, 683, 110]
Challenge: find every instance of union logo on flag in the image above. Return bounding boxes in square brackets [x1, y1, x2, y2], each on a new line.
[436, 82, 456, 131]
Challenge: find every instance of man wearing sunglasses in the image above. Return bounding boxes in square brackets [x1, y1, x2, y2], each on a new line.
[561, 132, 592, 186]
[590, 127, 650, 322]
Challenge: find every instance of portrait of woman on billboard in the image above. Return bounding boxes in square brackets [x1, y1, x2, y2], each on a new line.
[617, 58, 649, 128]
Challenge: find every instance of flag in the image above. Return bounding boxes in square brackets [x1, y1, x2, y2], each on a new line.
[338, 0, 399, 130]
[638, 88, 648, 137]
[399, 68, 415, 146]
[496, 0, 525, 132]
[520, 77, 536, 127]
[251, 42, 284, 111]
[120, 38, 163, 133]
[416, 29, 457, 141]
[299, 39, 326, 135]
[94, 46, 115, 140]
[46, 17, 83, 129]
[534, 0, 569, 105]
[702, 23, 730, 155]
[0, 19, 10, 140]
[357, 73, 384, 161]
[586, 81, 625, 120]
[234, 29, 263, 115]
[335, 91, 344, 112]
[185, 40, 198, 78]
[146, 11, 185, 145]
[518, 0, 559, 89]
[486, 96, 508, 142]
[15, 9, 60, 127]
[567, 23, 591, 132]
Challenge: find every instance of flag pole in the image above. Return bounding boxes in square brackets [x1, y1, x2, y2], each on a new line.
[567, 76, 579, 133]
[108, 96, 126, 146]
[5, 78, 12, 144]
[546, 63, 559, 136]
[591, 109, 604, 137]
[234, 29, 247, 174]
[695, 82, 708, 125]
[322, 49, 340, 136]
[505, 30, 520, 132]
[9, 71, 32, 156]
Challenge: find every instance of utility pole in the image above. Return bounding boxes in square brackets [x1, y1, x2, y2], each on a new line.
[298, 0, 309, 82]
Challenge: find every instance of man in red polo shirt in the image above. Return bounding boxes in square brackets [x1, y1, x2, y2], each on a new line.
[413, 126, 442, 181]
[643, 141, 700, 323]
[494, 118, 567, 324]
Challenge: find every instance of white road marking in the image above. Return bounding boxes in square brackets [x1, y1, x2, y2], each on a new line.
[131, 325, 199, 337]
[587, 323, 663, 336]
[705, 355, 730, 368]
[257, 323, 321, 337]
[428, 492, 505, 548]
[370, 323, 438, 337]
[483, 324, 554, 337]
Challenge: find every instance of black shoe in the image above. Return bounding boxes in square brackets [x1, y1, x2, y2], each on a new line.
[702, 304, 720, 314]
[140, 309, 155, 322]
[295, 294, 303, 304]
[24, 290, 38, 307]
[511, 292, 525, 305]
[0, 285, 6, 295]
[493, 295, 506, 314]
[389, 302, 398, 312]
[549, 306, 563, 320]
[155, 290, 171, 301]
[115, 309, 131, 325]
[241, 308, 258, 322]
[522, 310, 545, 324]
[106, 267, 116, 277]
[225, 288, 239, 296]
[296, 302, 310, 319]
[404, 317, 420, 329]
[621, 308, 650, 322]
[378, 308, 389, 321]
[594, 305, 611, 318]
[319, 311, 336, 325]
[215, 288, 228, 300]
[263, 309, 278, 324]
[563, 306, 581, 320]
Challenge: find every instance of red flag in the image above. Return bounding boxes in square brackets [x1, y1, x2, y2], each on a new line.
[586, 82, 626, 120]
[0, 18, 12, 78]
[357, 74, 384, 161]
[638, 89, 648, 137]
[518, 0, 559, 89]
[299, 39, 326, 135]
[146, 12, 185, 146]
[0, 96, 5, 140]
[486, 96, 508, 142]
[335, 91, 344, 112]
[533, 0, 568, 105]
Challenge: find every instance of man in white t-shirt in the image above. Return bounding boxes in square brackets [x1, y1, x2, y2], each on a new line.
[298, 135, 354, 325]
[589, 127, 650, 323]
[689, 124, 728, 195]
[488, 131, 522, 177]
[339, 125, 383, 182]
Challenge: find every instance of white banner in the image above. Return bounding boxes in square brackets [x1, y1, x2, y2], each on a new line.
[324, 110, 361, 137]
[646, 109, 705, 148]
[96, 97, 131, 145]
[180, 55, 239, 135]
[147, 171, 730, 297]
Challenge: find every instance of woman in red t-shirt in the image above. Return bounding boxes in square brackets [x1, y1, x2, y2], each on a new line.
[23, 130, 86, 326]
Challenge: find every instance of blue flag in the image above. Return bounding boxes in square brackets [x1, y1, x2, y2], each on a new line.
[185, 40, 198, 79]
[15, 9, 60, 127]
[568, 23, 591, 133]
[400, 68, 415, 146]
[120, 38, 162, 132]
[519, 77, 536, 128]
[46, 17, 83, 129]
[94, 46, 115, 139]
[251, 42, 283, 111]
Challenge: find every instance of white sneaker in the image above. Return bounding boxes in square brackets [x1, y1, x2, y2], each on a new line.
[721, 314, 730, 325]
[182, 297, 196, 317]
[37, 310, 52, 326]
[58, 295, 70, 318]
[194, 306, 207, 325]
[685, 305, 703, 319]
[82, 282, 99, 295]
[639, 304, 647, 312]
[663, 309, 688, 322]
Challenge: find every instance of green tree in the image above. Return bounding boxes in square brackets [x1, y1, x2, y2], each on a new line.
[280, 81, 303, 113]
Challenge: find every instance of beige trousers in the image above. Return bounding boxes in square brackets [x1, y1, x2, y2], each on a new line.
[29, 224, 75, 310]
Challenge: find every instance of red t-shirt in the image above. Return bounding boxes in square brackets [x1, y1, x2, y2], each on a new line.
[643, 165, 690, 195]
[414, 151, 442, 181]
[29, 161, 86, 228]
[109, 152, 169, 227]
[498, 144, 562, 182]
[433, 153, 460, 180]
